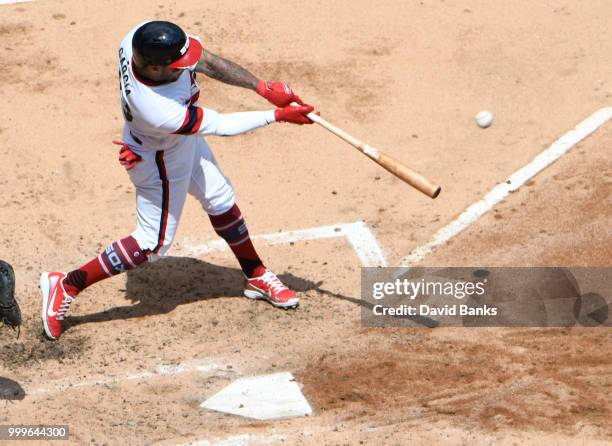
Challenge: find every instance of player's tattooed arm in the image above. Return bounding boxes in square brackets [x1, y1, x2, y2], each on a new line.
[195, 48, 259, 90]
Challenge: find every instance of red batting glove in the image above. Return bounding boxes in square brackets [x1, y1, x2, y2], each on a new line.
[274, 104, 315, 125]
[257, 80, 305, 107]
[113, 140, 142, 171]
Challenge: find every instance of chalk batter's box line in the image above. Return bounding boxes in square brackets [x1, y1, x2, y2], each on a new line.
[0, 0, 33, 5]
[398, 107, 612, 271]
[179, 220, 387, 268]
[26, 360, 232, 397]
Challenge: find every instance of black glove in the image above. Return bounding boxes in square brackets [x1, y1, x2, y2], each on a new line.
[0, 260, 21, 335]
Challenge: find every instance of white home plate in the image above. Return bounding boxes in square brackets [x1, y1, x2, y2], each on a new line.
[200, 372, 312, 420]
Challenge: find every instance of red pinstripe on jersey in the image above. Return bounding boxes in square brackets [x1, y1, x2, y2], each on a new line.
[143, 151, 170, 254]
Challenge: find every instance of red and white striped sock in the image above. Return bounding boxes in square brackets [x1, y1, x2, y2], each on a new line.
[63, 236, 147, 296]
[209, 204, 266, 278]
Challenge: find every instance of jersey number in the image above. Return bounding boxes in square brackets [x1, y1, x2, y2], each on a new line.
[122, 99, 133, 122]
[119, 71, 133, 122]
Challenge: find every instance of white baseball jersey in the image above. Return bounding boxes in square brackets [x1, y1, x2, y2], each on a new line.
[118, 23, 275, 151]
[117, 23, 275, 257]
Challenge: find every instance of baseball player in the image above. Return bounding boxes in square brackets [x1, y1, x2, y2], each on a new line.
[0, 260, 21, 335]
[40, 21, 316, 340]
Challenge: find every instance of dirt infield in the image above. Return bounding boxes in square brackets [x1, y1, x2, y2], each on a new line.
[1, 0, 611, 444]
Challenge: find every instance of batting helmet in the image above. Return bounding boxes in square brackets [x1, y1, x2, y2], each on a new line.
[132, 21, 202, 68]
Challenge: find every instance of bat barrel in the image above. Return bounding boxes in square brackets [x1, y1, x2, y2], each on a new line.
[307, 112, 441, 199]
[376, 151, 441, 199]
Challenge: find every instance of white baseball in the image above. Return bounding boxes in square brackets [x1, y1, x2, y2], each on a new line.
[475, 111, 493, 128]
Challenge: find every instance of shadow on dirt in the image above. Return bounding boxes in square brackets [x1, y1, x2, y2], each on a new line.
[0, 376, 25, 400]
[65, 256, 324, 328]
[316, 286, 439, 328]
[63, 256, 439, 330]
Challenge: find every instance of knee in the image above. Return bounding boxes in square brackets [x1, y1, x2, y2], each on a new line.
[131, 229, 175, 262]
[205, 184, 235, 216]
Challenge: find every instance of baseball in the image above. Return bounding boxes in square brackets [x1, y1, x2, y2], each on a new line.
[475, 110, 494, 128]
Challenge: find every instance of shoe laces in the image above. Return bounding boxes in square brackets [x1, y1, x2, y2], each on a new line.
[258, 271, 288, 294]
[57, 294, 74, 321]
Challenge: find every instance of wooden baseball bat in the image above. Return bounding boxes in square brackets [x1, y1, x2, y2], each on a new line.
[303, 109, 441, 199]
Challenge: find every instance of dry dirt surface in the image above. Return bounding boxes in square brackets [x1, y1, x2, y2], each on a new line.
[1, 0, 611, 445]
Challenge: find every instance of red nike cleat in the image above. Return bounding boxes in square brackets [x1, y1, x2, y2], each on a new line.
[244, 269, 299, 309]
[40, 272, 75, 340]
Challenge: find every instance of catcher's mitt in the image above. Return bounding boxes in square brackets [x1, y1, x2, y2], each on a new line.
[0, 260, 21, 334]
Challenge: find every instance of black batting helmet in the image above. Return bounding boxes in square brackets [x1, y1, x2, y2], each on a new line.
[132, 21, 202, 68]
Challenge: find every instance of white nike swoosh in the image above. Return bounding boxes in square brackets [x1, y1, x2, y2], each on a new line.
[47, 278, 58, 317]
